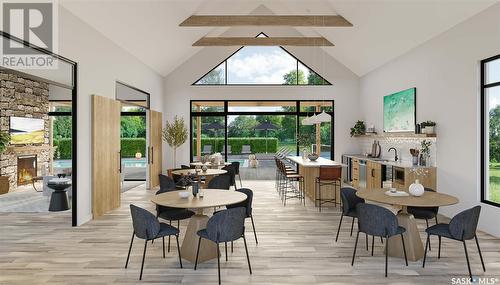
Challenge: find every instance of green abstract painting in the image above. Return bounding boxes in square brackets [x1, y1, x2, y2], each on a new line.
[383, 88, 416, 132]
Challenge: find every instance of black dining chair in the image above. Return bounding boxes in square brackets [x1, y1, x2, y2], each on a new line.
[181, 164, 192, 169]
[407, 187, 439, 228]
[423, 206, 485, 279]
[231, 161, 243, 188]
[222, 164, 237, 190]
[353, 203, 408, 277]
[207, 175, 232, 190]
[156, 174, 194, 252]
[194, 207, 252, 285]
[335, 187, 375, 250]
[126, 204, 182, 280]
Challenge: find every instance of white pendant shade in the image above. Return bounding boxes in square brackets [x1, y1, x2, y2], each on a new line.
[315, 111, 331, 123]
[302, 116, 314, 125]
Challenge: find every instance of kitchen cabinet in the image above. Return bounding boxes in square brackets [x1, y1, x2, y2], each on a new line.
[352, 158, 359, 188]
[366, 161, 382, 190]
[392, 166, 437, 190]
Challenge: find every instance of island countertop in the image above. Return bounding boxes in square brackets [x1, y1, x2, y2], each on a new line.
[286, 156, 345, 167]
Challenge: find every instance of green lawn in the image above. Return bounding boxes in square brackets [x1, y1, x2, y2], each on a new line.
[489, 162, 500, 203]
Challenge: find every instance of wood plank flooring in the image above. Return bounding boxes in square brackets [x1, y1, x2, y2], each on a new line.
[0, 180, 499, 284]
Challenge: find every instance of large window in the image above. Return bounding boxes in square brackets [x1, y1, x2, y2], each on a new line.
[190, 100, 334, 164]
[482, 54, 500, 206]
[194, 34, 331, 86]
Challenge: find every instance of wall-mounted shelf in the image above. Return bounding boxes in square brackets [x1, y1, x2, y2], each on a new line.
[353, 133, 436, 138]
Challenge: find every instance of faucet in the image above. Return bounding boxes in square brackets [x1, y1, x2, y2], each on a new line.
[388, 147, 398, 162]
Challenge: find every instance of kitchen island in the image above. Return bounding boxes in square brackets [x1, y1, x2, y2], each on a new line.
[286, 156, 345, 204]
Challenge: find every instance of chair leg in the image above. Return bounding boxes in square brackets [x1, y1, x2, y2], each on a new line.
[168, 220, 172, 253]
[425, 219, 429, 228]
[385, 237, 388, 277]
[463, 240, 472, 280]
[139, 239, 148, 280]
[438, 236, 441, 259]
[176, 235, 183, 268]
[371, 235, 375, 256]
[474, 235, 486, 272]
[231, 241, 233, 253]
[351, 231, 360, 266]
[194, 236, 201, 270]
[380, 236, 383, 244]
[335, 213, 344, 242]
[250, 215, 258, 244]
[350, 217, 355, 236]
[125, 232, 134, 268]
[401, 233, 408, 266]
[162, 237, 165, 258]
[435, 215, 438, 224]
[365, 233, 369, 251]
[238, 174, 243, 188]
[423, 234, 430, 268]
[243, 234, 252, 274]
[217, 243, 221, 285]
[225, 242, 228, 261]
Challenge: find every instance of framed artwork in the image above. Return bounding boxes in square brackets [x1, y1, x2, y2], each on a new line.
[383, 88, 416, 132]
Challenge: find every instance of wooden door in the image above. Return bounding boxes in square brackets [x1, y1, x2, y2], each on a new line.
[92, 95, 121, 218]
[149, 110, 163, 189]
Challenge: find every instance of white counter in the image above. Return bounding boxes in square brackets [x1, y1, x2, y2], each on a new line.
[286, 156, 345, 167]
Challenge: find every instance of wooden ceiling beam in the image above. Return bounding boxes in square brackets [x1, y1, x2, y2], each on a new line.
[180, 15, 352, 27]
[193, 36, 333, 46]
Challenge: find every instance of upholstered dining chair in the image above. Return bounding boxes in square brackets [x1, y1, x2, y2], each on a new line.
[207, 174, 232, 190]
[353, 203, 408, 277]
[126, 204, 182, 280]
[231, 161, 243, 188]
[156, 174, 194, 252]
[194, 207, 252, 285]
[423, 206, 485, 279]
[222, 164, 237, 190]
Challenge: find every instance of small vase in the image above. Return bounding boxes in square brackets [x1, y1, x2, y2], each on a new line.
[409, 179, 425, 197]
[192, 183, 199, 197]
[201, 165, 208, 173]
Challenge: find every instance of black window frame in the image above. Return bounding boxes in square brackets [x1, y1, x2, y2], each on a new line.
[193, 33, 332, 86]
[189, 100, 335, 162]
[481, 53, 500, 208]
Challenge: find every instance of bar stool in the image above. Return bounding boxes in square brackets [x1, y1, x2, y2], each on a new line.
[278, 160, 305, 206]
[315, 166, 341, 212]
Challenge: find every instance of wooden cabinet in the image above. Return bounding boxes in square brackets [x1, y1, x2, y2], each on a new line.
[392, 166, 437, 191]
[352, 159, 359, 188]
[366, 161, 382, 190]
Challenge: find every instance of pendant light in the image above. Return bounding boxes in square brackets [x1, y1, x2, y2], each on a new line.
[315, 110, 331, 123]
[302, 115, 314, 125]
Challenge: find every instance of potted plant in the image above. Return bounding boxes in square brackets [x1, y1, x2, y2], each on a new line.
[162, 116, 188, 168]
[420, 121, 436, 134]
[0, 131, 10, 195]
[419, 139, 432, 166]
[350, 120, 366, 137]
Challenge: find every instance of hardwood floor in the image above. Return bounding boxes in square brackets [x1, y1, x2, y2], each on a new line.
[0, 180, 499, 284]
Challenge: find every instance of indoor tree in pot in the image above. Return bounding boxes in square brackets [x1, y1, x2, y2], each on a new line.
[162, 116, 188, 168]
[0, 131, 11, 195]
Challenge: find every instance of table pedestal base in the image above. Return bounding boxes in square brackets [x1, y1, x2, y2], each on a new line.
[180, 214, 217, 263]
[387, 212, 424, 261]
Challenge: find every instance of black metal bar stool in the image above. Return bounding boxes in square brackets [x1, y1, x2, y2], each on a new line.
[315, 166, 341, 212]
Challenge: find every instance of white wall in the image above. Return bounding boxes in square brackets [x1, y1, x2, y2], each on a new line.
[360, 3, 500, 237]
[58, 6, 164, 225]
[163, 42, 361, 171]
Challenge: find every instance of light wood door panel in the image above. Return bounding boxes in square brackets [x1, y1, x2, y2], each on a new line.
[149, 110, 163, 189]
[92, 95, 121, 218]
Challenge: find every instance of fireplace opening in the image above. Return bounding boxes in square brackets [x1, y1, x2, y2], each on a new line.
[17, 155, 37, 186]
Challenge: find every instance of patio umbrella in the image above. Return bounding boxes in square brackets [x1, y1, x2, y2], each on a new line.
[254, 121, 278, 153]
[202, 122, 225, 152]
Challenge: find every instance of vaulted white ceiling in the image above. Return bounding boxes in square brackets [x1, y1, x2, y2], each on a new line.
[60, 0, 497, 77]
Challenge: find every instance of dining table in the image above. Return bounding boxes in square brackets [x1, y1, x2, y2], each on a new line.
[151, 189, 247, 263]
[190, 161, 232, 169]
[171, 168, 227, 188]
[355, 188, 459, 261]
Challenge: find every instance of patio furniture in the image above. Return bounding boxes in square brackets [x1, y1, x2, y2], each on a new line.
[202, 145, 212, 155]
[241, 145, 251, 155]
[222, 145, 232, 155]
[126, 204, 182, 280]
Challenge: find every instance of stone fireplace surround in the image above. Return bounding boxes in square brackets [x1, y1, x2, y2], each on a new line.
[0, 72, 50, 192]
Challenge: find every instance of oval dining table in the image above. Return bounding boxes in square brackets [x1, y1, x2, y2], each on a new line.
[171, 169, 227, 188]
[151, 189, 247, 263]
[356, 188, 459, 261]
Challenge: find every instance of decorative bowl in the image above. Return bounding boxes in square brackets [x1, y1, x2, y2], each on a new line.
[178, 191, 190, 199]
[307, 153, 319, 161]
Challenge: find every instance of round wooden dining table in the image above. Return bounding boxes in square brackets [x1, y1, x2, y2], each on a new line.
[190, 161, 232, 168]
[356, 188, 458, 261]
[151, 189, 246, 263]
[171, 169, 227, 188]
